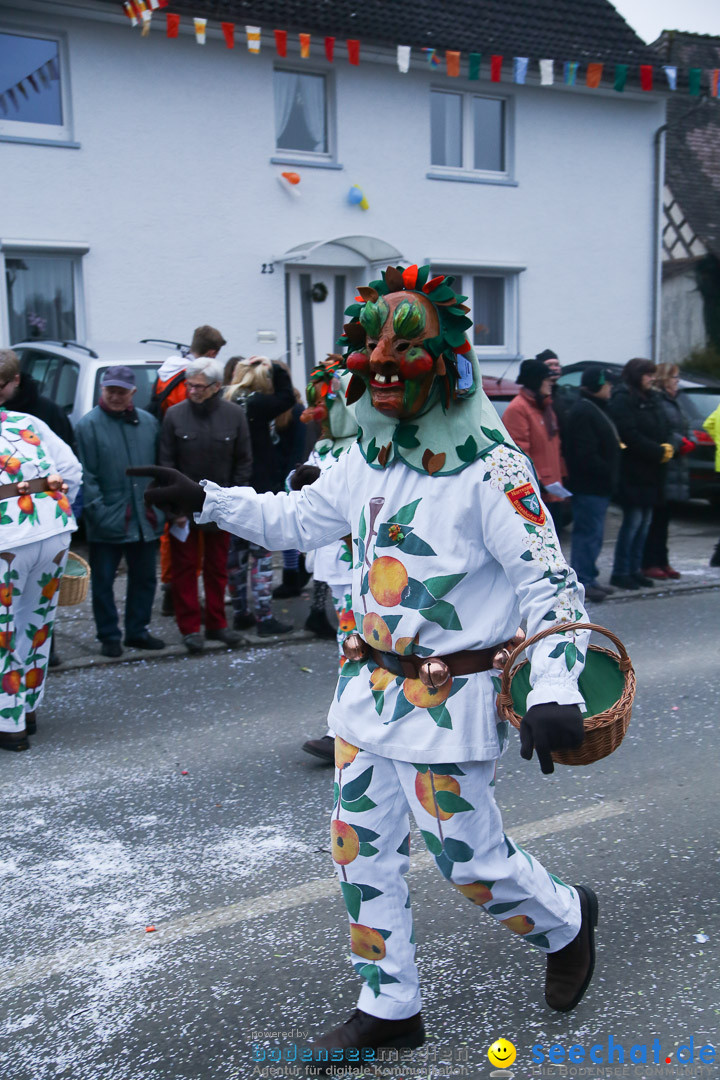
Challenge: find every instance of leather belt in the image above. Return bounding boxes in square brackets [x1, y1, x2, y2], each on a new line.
[0, 477, 50, 499]
[367, 644, 499, 679]
[342, 630, 511, 689]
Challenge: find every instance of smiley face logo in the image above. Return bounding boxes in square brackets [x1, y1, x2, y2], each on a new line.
[487, 1038, 516, 1069]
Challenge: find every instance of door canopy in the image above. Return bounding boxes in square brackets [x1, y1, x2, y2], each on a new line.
[277, 235, 404, 268]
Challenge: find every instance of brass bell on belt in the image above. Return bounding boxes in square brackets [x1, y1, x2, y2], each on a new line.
[418, 657, 451, 688]
[342, 633, 368, 662]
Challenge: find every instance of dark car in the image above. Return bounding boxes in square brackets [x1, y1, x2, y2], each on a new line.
[481, 375, 520, 418]
[555, 362, 720, 504]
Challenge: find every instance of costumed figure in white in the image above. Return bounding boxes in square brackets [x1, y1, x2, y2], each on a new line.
[132, 264, 598, 1070]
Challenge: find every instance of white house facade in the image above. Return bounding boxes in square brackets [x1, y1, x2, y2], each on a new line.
[1, 0, 665, 391]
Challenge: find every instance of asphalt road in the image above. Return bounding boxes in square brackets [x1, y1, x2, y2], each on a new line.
[1, 589, 718, 1080]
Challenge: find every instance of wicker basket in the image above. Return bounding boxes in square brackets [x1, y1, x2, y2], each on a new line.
[58, 550, 90, 607]
[496, 621, 635, 766]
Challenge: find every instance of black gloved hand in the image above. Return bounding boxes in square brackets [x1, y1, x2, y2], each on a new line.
[290, 463, 321, 491]
[519, 702, 584, 775]
[126, 465, 206, 514]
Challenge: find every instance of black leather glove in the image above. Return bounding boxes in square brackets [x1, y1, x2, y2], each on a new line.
[520, 702, 584, 775]
[126, 465, 206, 514]
[290, 463, 321, 490]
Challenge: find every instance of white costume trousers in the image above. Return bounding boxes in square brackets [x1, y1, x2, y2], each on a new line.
[332, 743, 581, 1019]
[0, 536, 70, 732]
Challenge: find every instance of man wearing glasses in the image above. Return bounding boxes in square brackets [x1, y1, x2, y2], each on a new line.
[160, 358, 252, 653]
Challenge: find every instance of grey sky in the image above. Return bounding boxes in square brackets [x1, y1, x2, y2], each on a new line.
[611, 0, 720, 43]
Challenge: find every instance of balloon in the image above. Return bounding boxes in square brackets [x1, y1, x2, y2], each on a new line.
[281, 172, 301, 185]
[347, 185, 364, 205]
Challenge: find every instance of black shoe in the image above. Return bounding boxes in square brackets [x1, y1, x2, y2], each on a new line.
[710, 548, 720, 568]
[183, 633, 205, 654]
[632, 571, 655, 587]
[596, 583, 616, 595]
[124, 634, 166, 650]
[0, 730, 30, 752]
[101, 640, 123, 658]
[232, 612, 256, 631]
[302, 735, 335, 763]
[48, 647, 61, 668]
[205, 627, 245, 647]
[304, 609, 337, 639]
[160, 585, 174, 616]
[25, 711, 37, 735]
[583, 585, 606, 603]
[545, 885, 598, 1012]
[609, 574, 640, 591]
[272, 569, 303, 598]
[303, 1009, 425, 1071]
[256, 616, 293, 637]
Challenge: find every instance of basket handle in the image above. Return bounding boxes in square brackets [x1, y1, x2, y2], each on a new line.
[498, 622, 633, 708]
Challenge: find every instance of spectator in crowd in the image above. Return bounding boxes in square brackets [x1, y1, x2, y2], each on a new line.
[273, 385, 311, 599]
[608, 358, 672, 590]
[0, 348, 77, 667]
[224, 356, 295, 636]
[160, 357, 251, 652]
[75, 367, 165, 658]
[703, 401, 720, 567]
[642, 363, 695, 580]
[152, 326, 227, 617]
[503, 358, 570, 530]
[562, 367, 621, 602]
[0, 357, 82, 750]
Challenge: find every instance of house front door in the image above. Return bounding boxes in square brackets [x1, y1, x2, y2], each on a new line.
[286, 268, 353, 389]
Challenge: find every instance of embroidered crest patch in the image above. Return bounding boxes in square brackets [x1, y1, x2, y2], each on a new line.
[506, 482, 546, 525]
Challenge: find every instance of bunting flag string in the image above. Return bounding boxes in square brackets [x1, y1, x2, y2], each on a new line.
[114, 7, 720, 98]
[0, 56, 60, 115]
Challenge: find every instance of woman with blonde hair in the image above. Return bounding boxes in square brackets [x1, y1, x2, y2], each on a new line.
[642, 362, 695, 579]
[224, 356, 296, 635]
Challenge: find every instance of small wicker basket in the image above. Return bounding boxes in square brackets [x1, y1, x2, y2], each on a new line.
[58, 550, 90, 607]
[496, 621, 636, 766]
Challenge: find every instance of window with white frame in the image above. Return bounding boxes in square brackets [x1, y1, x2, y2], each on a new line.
[434, 267, 520, 359]
[4, 249, 85, 344]
[274, 70, 329, 155]
[0, 29, 72, 143]
[430, 90, 508, 177]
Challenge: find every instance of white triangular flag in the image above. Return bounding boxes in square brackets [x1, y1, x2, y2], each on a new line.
[539, 59, 554, 85]
[664, 65, 677, 90]
[194, 18, 207, 45]
[397, 45, 411, 74]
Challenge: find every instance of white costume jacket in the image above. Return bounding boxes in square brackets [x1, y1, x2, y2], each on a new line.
[198, 443, 588, 763]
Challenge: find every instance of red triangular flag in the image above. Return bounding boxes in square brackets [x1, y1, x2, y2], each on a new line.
[274, 29, 287, 57]
[490, 55, 503, 82]
[325, 36, 335, 63]
[221, 23, 235, 49]
[640, 65, 653, 91]
[166, 12, 179, 37]
[347, 39, 360, 65]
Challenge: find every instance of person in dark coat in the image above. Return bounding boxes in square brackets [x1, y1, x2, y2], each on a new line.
[160, 357, 252, 652]
[223, 356, 296, 636]
[273, 385, 312, 599]
[642, 363, 694, 580]
[607, 358, 673, 590]
[562, 367, 621, 601]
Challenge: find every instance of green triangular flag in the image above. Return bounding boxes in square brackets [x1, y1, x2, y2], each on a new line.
[689, 68, 702, 95]
[469, 52, 481, 81]
[614, 64, 628, 92]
